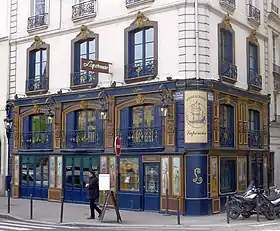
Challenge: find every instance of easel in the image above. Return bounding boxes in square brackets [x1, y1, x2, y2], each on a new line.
[99, 190, 122, 223]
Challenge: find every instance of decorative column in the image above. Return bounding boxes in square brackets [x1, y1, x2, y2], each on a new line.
[243, 99, 249, 145]
[54, 102, 62, 150]
[105, 96, 115, 152]
[237, 99, 244, 147]
[165, 100, 176, 151]
[13, 106, 19, 152]
[212, 91, 219, 148]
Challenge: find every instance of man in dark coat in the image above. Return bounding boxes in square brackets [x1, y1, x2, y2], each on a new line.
[85, 170, 101, 219]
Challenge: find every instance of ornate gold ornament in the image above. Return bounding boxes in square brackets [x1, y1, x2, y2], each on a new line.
[225, 95, 230, 104]
[32, 36, 45, 50]
[192, 168, 203, 184]
[134, 88, 144, 104]
[80, 100, 88, 109]
[249, 30, 258, 45]
[78, 25, 93, 40]
[33, 104, 41, 114]
[134, 11, 149, 29]
[223, 14, 232, 31]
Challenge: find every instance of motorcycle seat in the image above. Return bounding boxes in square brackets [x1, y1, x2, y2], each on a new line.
[268, 195, 280, 201]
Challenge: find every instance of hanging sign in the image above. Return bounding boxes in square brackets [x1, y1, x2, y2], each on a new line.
[81, 58, 110, 74]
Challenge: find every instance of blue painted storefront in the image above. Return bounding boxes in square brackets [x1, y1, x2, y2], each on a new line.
[7, 79, 272, 215]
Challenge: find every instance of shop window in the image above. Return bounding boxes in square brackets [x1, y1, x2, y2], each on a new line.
[119, 157, 139, 191]
[100, 156, 116, 191]
[220, 157, 236, 193]
[124, 15, 158, 83]
[161, 157, 169, 195]
[219, 104, 235, 147]
[171, 156, 180, 196]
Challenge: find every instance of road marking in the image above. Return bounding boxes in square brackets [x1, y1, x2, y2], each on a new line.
[0, 220, 79, 229]
[0, 226, 30, 231]
[0, 222, 54, 230]
[249, 222, 280, 227]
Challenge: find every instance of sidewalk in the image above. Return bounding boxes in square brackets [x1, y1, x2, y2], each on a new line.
[0, 197, 273, 227]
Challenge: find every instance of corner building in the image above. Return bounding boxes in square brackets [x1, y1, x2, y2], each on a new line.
[6, 0, 273, 215]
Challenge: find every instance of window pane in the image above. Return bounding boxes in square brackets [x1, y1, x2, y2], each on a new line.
[134, 44, 143, 61]
[145, 42, 154, 59]
[132, 107, 142, 127]
[35, 51, 41, 62]
[49, 156, 55, 188]
[109, 156, 116, 191]
[120, 157, 139, 191]
[88, 110, 96, 130]
[35, 63, 41, 76]
[88, 53, 95, 60]
[161, 157, 169, 195]
[143, 106, 154, 127]
[220, 158, 236, 193]
[83, 157, 91, 183]
[42, 62, 47, 76]
[100, 156, 107, 174]
[88, 40, 95, 54]
[134, 30, 143, 44]
[144, 164, 159, 193]
[80, 42, 87, 55]
[74, 157, 81, 189]
[145, 28, 154, 42]
[56, 157, 62, 188]
[65, 157, 73, 188]
[78, 111, 86, 131]
[41, 49, 47, 62]
[172, 157, 181, 195]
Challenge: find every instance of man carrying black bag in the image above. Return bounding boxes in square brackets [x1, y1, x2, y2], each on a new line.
[84, 170, 101, 219]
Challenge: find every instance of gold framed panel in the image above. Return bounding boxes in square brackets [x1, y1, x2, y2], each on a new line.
[210, 156, 218, 197]
[237, 156, 247, 192]
[212, 197, 220, 214]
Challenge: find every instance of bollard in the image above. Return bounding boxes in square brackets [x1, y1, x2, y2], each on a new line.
[30, 194, 33, 220]
[7, 189, 10, 214]
[226, 196, 230, 224]
[60, 196, 64, 223]
[256, 195, 260, 222]
[164, 188, 170, 216]
[177, 197, 180, 225]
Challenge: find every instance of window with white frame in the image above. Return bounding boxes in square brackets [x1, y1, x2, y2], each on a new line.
[31, 0, 47, 16]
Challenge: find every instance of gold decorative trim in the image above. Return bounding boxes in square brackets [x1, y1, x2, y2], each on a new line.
[33, 104, 41, 114]
[223, 14, 232, 31]
[134, 88, 144, 104]
[79, 100, 88, 109]
[248, 30, 258, 45]
[76, 25, 94, 40]
[132, 11, 149, 29]
[32, 36, 45, 50]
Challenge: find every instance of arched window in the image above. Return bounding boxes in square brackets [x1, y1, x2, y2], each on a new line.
[71, 26, 99, 90]
[219, 104, 234, 147]
[124, 12, 158, 83]
[26, 36, 50, 95]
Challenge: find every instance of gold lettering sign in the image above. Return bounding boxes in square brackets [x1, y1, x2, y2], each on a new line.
[184, 90, 208, 143]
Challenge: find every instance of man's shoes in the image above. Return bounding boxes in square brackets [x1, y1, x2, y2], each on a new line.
[87, 217, 95, 219]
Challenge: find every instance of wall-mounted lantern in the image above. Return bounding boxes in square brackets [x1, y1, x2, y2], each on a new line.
[4, 101, 13, 137]
[45, 96, 56, 124]
[98, 90, 109, 121]
[159, 84, 173, 117]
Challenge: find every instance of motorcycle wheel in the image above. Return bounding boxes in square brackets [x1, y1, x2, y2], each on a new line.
[229, 207, 240, 219]
[263, 205, 276, 220]
[241, 211, 251, 218]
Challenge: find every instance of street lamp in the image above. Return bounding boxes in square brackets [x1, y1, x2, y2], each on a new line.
[4, 101, 13, 137]
[98, 90, 109, 121]
[159, 84, 173, 117]
[45, 96, 56, 124]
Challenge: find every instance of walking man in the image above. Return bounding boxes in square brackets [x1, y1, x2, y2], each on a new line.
[85, 170, 101, 219]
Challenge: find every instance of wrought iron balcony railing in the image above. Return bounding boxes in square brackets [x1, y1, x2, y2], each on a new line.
[248, 70, 262, 90]
[248, 130, 263, 149]
[271, 2, 279, 14]
[273, 63, 280, 75]
[219, 61, 237, 82]
[72, 0, 96, 21]
[26, 76, 48, 93]
[125, 60, 157, 79]
[126, 0, 154, 7]
[71, 72, 98, 86]
[27, 13, 48, 31]
[64, 130, 103, 149]
[117, 126, 162, 149]
[21, 131, 52, 149]
[219, 0, 236, 10]
[220, 127, 234, 147]
[247, 4, 261, 24]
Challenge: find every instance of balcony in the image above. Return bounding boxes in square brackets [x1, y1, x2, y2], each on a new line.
[21, 131, 52, 150]
[219, 61, 237, 83]
[26, 76, 48, 95]
[117, 126, 163, 150]
[219, 0, 236, 12]
[64, 130, 103, 149]
[248, 70, 262, 91]
[247, 4, 261, 25]
[71, 72, 98, 90]
[124, 60, 157, 82]
[248, 130, 263, 149]
[72, 0, 96, 22]
[126, 0, 155, 8]
[220, 127, 234, 148]
[27, 13, 48, 32]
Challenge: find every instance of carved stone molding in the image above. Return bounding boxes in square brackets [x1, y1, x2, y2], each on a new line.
[132, 11, 149, 29]
[54, 103, 62, 149]
[212, 91, 219, 147]
[165, 101, 176, 150]
[33, 104, 41, 113]
[105, 96, 115, 150]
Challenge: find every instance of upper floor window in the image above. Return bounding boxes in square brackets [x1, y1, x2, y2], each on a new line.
[249, 109, 260, 131]
[71, 26, 99, 90]
[219, 104, 234, 147]
[27, 0, 48, 32]
[247, 30, 262, 90]
[248, 109, 262, 148]
[218, 15, 237, 83]
[65, 109, 103, 149]
[72, 0, 97, 22]
[26, 37, 50, 95]
[124, 12, 158, 83]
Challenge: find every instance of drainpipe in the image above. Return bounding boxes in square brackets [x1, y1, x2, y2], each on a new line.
[194, 0, 199, 80]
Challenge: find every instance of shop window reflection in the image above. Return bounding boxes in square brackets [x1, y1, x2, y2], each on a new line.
[120, 157, 139, 191]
